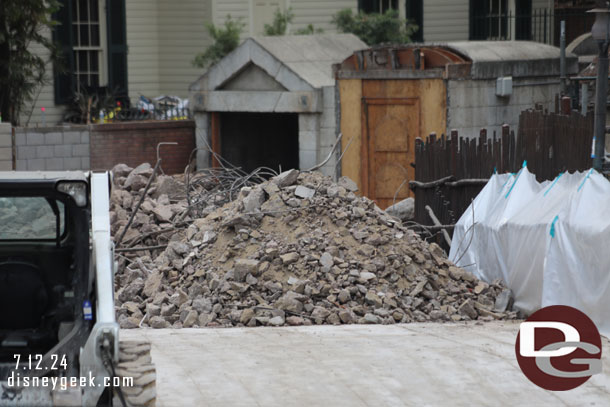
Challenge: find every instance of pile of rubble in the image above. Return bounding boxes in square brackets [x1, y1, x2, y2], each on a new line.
[111, 164, 516, 329]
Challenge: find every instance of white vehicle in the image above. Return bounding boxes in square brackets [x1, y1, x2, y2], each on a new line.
[0, 172, 155, 406]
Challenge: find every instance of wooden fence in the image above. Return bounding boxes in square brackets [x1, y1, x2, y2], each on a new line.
[411, 108, 594, 246]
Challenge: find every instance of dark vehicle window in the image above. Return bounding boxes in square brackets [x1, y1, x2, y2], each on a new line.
[0, 198, 65, 240]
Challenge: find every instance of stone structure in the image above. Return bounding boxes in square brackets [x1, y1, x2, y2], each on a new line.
[15, 126, 90, 171]
[443, 41, 579, 137]
[0, 124, 12, 170]
[189, 34, 367, 178]
[12, 121, 194, 173]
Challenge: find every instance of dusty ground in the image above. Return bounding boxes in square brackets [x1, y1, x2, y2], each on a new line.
[121, 321, 610, 406]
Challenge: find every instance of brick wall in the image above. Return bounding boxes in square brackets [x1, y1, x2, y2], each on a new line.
[90, 121, 195, 174]
[15, 126, 90, 171]
[0, 124, 12, 170]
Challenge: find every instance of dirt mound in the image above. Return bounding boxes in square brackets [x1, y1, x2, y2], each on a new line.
[111, 165, 516, 328]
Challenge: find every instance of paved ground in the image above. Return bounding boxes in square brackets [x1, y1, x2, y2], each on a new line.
[122, 322, 610, 406]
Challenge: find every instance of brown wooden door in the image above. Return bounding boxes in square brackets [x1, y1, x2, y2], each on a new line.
[362, 98, 419, 209]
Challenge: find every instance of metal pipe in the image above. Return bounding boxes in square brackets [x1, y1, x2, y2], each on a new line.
[560, 20, 566, 95]
[593, 41, 609, 170]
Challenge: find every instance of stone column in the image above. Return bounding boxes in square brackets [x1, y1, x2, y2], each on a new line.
[195, 112, 211, 169]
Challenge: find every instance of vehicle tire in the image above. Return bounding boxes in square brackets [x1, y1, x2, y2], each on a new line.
[112, 340, 156, 407]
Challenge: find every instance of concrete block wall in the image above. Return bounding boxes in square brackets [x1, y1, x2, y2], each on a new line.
[0, 123, 12, 170]
[297, 87, 339, 179]
[15, 126, 90, 171]
[447, 79, 559, 138]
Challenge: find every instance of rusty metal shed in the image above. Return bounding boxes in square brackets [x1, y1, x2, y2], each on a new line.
[334, 41, 578, 209]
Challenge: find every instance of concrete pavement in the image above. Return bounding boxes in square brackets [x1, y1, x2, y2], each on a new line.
[121, 322, 610, 406]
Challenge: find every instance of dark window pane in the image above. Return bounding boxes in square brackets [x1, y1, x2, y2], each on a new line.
[360, 0, 379, 13]
[79, 51, 88, 72]
[89, 51, 98, 72]
[80, 24, 89, 46]
[90, 73, 99, 87]
[111, 52, 127, 94]
[109, 0, 126, 45]
[91, 0, 99, 22]
[79, 0, 88, 22]
[73, 51, 78, 70]
[71, 0, 78, 22]
[72, 24, 78, 45]
[91, 24, 99, 46]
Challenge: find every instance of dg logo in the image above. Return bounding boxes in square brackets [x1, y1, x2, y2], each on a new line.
[515, 305, 603, 391]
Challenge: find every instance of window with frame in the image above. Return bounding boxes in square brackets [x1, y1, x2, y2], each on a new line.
[470, 0, 509, 40]
[470, 0, 536, 41]
[53, 0, 128, 105]
[71, 0, 105, 92]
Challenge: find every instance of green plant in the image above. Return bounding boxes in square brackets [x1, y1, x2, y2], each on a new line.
[63, 88, 118, 124]
[193, 15, 245, 69]
[263, 8, 322, 36]
[332, 8, 417, 46]
[295, 24, 324, 35]
[264, 8, 294, 36]
[0, 0, 61, 125]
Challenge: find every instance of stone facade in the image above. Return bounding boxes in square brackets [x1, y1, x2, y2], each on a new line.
[15, 126, 90, 171]
[190, 35, 366, 179]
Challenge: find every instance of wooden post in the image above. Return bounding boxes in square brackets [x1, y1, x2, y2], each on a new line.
[561, 96, 571, 115]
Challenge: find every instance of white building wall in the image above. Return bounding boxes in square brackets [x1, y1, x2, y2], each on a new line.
[288, 0, 357, 34]
[126, 0, 161, 102]
[17, 25, 64, 127]
[423, 0, 469, 42]
[157, 0, 212, 97]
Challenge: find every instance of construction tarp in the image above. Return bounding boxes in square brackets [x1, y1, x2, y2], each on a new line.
[449, 166, 610, 337]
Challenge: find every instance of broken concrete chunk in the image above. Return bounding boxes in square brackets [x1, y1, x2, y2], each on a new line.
[294, 185, 315, 199]
[493, 288, 513, 312]
[337, 176, 358, 192]
[152, 205, 173, 223]
[243, 187, 266, 212]
[234, 259, 259, 282]
[280, 252, 299, 265]
[385, 197, 415, 221]
[272, 169, 299, 188]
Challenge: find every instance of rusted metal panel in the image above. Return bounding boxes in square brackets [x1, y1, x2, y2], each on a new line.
[334, 45, 470, 78]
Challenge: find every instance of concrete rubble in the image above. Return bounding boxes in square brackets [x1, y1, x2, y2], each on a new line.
[111, 164, 517, 329]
